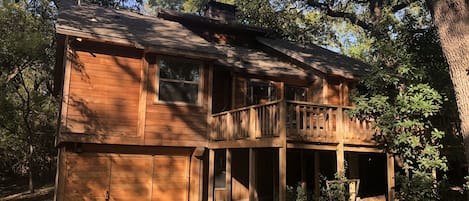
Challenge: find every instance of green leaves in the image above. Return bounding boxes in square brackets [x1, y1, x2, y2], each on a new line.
[397, 84, 443, 118]
[0, 0, 57, 180]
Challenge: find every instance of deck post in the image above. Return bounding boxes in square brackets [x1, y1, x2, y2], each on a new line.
[249, 148, 258, 201]
[226, 149, 232, 201]
[336, 108, 345, 175]
[387, 153, 395, 201]
[279, 100, 287, 201]
[279, 147, 287, 201]
[227, 112, 233, 140]
[250, 107, 257, 139]
[336, 144, 345, 175]
[208, 149, 215, 201]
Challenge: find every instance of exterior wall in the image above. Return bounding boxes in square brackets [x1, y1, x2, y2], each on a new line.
[65, 40, 142, 138]
[229, 73, 354, 109]
[58, 39, 211, 146]
[144, 56, 210, 145]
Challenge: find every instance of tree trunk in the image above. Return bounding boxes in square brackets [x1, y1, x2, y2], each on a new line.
[432, 0, 469, 174]
[28, 144, 34, 193]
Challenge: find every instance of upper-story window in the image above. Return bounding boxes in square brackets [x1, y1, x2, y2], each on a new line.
[247, 80, 278, 105]
[157, 58, 201, 105]
[285, 85, 308, 101]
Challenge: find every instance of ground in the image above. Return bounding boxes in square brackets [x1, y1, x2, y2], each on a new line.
[0, 177, 54, 201]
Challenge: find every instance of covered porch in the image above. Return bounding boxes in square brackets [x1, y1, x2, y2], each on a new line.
[206, 147, 395, 201]
[207, 99, 395, 201]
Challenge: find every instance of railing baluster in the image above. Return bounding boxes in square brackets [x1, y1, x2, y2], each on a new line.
[210, 100, 374, 145]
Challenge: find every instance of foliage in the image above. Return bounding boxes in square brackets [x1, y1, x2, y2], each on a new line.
[0, 0, 57, 191]
[319, 174, 356, 201]
[286, 183, 308, 201]
[349, 12, 451, 201]
[396, 173, 440, 200]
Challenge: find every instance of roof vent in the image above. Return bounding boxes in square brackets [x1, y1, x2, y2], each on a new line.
[204, 1, 236, 22]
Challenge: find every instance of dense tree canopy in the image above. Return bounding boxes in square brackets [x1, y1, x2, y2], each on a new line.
[0, 0, 57, 193]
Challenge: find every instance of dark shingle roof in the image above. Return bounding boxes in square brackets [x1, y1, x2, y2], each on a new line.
[258, 38, 371, 78]
[56, 2, 223, 58]
[214, 45, 315, 80]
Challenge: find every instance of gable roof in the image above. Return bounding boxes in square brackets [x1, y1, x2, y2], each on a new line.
[214, 44, 315, 80]
[56, 2, 223, 59]
[258, 38, 371, 78]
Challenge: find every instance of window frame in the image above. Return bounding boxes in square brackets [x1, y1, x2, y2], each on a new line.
[285, 85, 309, 102]
[246, 79, 279, 105]
[154, 56, 204, 106]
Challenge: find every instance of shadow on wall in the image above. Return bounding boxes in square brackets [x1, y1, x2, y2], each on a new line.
[63, 144, 192, 200]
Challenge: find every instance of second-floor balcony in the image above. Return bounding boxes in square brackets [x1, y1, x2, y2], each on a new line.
[210, 100, 375, 146]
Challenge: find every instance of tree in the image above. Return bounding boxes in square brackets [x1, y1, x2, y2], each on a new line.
[432, 0, 469, 179]
[0, 0, 57, 193]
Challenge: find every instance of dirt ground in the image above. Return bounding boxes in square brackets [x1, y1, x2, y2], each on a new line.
[0, 177, 54, 201]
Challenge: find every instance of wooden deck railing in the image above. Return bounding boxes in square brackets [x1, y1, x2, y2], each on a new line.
[211, 100, 282, 140]
[210, 100, 375, 145]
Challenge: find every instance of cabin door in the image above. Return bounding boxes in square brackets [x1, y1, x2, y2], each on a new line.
[62, 152, 190, 201]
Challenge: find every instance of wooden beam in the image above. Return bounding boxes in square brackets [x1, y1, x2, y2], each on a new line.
[322, 77, 328, 104]
[387, 153, 395, 201]
[344, 146, 383, 153]
[226, 149, 232, 201]
[208, 149, 215, 201]
[207, 63, 214, 139]
[336, 143, 345, 175]
[279, 100, 287, 201]
[249, 148, 258, 201]
[138, 53, 149, 143]
[279, 147, 287, 201]
[314, 151, 320, 201]
[53, 147, 64, 201]
[336, 108, 345, 175]
[249, 107, 257, 139]
[208, 138, 283, 149]
[57, 36, 71, 146]
[287, 143, 337, 151]
[58, 134, 208, 147]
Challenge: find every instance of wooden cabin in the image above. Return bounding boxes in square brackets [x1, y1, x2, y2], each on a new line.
[54, 2, 395, 201]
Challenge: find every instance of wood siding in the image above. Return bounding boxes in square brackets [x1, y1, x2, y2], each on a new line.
[64, 41, 142, 138]
[57, 145, 195, 201]
[144, 57, 210, 144]
[59, 40, 211, 146]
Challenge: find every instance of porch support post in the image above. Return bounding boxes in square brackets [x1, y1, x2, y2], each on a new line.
[387, 153, 395, 201]
[336, 108, 345, 175]
[279, 100, 287, 201]
[279, 147, 287, 201]
[336, 143, 345, 175]
[314, 151, 320, 201]
[249, 148, 257, 201]
[226, 149, 232, 201]
[208, 149, 215, 201]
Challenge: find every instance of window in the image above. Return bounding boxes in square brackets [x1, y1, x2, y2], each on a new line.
[157, 58, 201, 104]
[247, 80, 278, 105]
[285, 85, 308, 101]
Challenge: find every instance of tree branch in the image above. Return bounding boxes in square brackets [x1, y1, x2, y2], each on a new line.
[392, 1, 411, 13]
[306, 0, 373, 30]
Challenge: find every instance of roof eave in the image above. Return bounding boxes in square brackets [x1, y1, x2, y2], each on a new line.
[56, 26, 225, 61]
